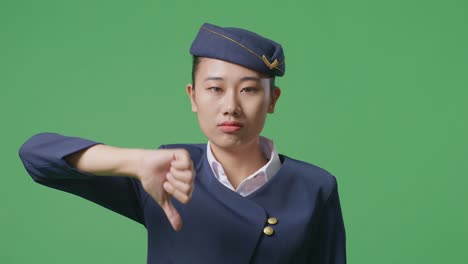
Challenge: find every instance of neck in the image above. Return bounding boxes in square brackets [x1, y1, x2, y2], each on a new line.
[210, 139, 268, 189]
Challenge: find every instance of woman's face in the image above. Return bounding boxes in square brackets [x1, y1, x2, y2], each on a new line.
[187, 58, 281, 151]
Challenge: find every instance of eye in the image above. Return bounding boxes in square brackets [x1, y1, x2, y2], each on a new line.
[241, 87, 259, 93]
[207, 87, 222, 92]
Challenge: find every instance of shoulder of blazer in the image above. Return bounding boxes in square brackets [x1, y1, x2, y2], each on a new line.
[280, 154, 338, 201]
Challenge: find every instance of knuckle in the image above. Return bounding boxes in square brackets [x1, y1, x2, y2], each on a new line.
[180, 196, 190, 204]
[182, 171, 191, 180]
[182, 183, 191, 193]
[187, 182, 194, 193]
[177, 149, 189, 157]
[170, 167, 176, 173]
[165, 185, 174, 195]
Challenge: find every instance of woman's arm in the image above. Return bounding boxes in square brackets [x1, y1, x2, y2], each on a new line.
[64, 143, 149, 178]
[18, 132, 195, 231]
[316, 177, 347, 264]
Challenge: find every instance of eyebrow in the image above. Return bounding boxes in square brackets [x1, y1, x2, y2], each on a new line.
[204, 76, 262, 82]
[204, 77, 223, 81]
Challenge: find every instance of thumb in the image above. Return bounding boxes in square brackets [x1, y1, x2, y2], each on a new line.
[161, 184, 183, 231]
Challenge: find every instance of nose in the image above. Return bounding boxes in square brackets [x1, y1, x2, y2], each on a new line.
[222, 90, 241, 117]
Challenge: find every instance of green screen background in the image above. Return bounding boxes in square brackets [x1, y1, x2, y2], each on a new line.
[1, 0, 467, 263]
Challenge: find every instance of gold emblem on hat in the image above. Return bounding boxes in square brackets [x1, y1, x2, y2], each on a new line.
[262, 55, 279, 70]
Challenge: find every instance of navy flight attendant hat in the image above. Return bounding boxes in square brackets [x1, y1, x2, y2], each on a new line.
[190, 23, 285, 77]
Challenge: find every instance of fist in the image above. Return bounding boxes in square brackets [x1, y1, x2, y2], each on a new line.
[138, 148, 195, 231]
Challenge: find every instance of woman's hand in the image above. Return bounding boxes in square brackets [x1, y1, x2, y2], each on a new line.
[138, 149, 195, 231]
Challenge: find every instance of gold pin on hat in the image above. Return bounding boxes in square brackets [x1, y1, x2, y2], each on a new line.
[262, 55, 279, 70]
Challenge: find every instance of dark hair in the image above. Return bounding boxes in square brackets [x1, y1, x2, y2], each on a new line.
[191, 56, 276, 91]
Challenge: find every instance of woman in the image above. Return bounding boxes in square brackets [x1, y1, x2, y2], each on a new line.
[19, 23, 346, 263]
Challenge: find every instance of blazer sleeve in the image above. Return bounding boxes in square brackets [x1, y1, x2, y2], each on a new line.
[18, 132, 148, 226]
[316, 176, 347, 264]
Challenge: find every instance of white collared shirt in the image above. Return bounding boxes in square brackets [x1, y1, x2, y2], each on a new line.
[206, 136, 281, 197]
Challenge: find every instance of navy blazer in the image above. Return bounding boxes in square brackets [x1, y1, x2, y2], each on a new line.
[18, 133, 346, 263]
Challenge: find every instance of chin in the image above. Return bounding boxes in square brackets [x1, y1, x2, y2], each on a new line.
[210, 136, 241, 149]
[209, 133, 258, 151]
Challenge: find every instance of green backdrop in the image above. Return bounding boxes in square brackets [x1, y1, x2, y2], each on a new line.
[1, 0, 467, 263]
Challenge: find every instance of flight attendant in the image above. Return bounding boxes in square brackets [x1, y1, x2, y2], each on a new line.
[19, 22, 346, 263]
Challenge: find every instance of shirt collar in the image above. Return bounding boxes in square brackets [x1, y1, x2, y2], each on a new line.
[206, 136, 281, 186]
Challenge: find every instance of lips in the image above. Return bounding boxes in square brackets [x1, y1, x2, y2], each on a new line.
[218, 121, 243, 133]
[219, 121, 243, 127]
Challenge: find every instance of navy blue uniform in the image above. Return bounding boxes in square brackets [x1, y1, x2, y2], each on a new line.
[19, 133, 346, 263]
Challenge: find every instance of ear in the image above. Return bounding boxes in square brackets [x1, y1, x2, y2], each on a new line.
[186, 84, 197, 112]
[268, 87, 281, 113]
